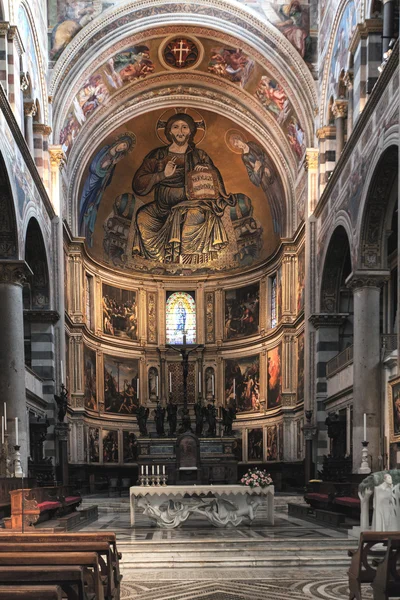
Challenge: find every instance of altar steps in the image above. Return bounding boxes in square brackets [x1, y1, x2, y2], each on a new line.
[118, 538, 355, 569]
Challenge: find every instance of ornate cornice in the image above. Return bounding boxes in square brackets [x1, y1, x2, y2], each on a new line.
[0, 261, 32, 286]
[309, 313, 349, 328]
[332, 99, 348, 119]
[346, 270, 390, 291]
[7, 25, 24, 56]
[23, 310, 60, 323]
[348, 18, 383, 55]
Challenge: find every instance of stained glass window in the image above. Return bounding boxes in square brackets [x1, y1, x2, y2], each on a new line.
[270, 274, 277, 329]
[166, 291, 196, 344]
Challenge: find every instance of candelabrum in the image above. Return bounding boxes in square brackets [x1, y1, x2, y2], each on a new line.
[14, 445, 23, 478]
[358, 441, 371, 475]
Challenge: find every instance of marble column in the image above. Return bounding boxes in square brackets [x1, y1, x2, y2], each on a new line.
[0, 261, 32, 475]
[344, 71, 354, 137]
[332, 100, 348, 156]
[24, 102, 36, 157]
[347, 271, 389, 473]
[382, 0, 395, 55]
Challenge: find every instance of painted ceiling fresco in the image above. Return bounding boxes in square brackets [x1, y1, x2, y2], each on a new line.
[49, 0, 313, 62]
[60, 35, 306, 164]
[78, 107, 283, 275]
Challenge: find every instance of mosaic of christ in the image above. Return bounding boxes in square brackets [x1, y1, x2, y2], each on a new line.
[79, 108, 283, 274]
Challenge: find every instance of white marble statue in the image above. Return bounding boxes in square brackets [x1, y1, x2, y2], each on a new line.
[372, 473, 398, 531]
[197, 494, 263, 527]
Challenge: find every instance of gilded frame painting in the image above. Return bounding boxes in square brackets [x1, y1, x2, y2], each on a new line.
[389, 375, 400, 441]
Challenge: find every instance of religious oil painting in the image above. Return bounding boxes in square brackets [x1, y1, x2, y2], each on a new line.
[267, 344, 282, 409]
[297, 332, 305, 404]
[225, 355, 260, 413]
[102, 283, 138, 340]
[267, 425, 278, 461]
[84, 346, 97, 410]
[123, 431, 138, 463]
[104, 355, 139, 414]
[166, 291, 196, 344]
[248, 428, 263, 461]
[103, 430, 119, 463]
[389, 376, 400, 441]
[224, 283, 260, 340]
[88, 427, 99, 463]
[297, 246, 305, 313]
[78, 108, 282, 275]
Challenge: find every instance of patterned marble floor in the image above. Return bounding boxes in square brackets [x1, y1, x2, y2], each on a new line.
[80, 496, 365, 600]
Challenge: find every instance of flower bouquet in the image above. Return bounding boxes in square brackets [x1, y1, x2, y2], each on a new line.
[240, 468, 273, 488]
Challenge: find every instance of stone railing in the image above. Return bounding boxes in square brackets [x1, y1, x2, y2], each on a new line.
[326, 345, 354, 378]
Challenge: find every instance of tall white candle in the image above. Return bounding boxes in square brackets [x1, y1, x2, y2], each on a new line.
[15, 417, 18, 446]
[152, 465, 155, 475]
[156, 376, 159, 397]
[3, 402, 6, 431]
[363, 413, 367, 441]
[141, 465, 144, 475]
[212, 374, 214, 395]
[163, 465, 165, 475]
[1, 416, 4, 445]
[157, 465, 160, 475]
[145, 465, 148, 475]
[169, 372, 172, 393]
[199, 371, 201, 393]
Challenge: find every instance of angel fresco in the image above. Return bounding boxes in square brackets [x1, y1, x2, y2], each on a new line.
[208, 47, 254, 88]
[132, 112, 236, 265]
[226, 132, 285, 236]
[79, 133, 136, 247]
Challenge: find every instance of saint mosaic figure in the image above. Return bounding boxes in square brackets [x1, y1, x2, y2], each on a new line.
[132, 112, 236, 264]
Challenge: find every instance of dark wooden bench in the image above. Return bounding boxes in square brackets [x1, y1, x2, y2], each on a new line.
[0, 585, 63, 599]
[371, 538, 400, 599]
[348, 531, 399, 600]
[0, 532, 122, 599]
[0, 565, 91, 600]
[0, 541, 116, 599]
[0, 552, 104, 600]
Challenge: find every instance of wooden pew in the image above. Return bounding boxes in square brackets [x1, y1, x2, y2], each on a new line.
[0, 585, 63, 599]
[0, 552, 104, 600]
[0, 541, 115, 599]
[371, 538, 400, 599]
[0, 532, 122, 599]
[0, 565, 90, 600]
[348, 532, 399, 600]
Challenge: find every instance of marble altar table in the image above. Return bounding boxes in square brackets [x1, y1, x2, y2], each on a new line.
[130, 484, 274, 528]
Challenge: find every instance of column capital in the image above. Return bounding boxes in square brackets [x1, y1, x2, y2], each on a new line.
[343, 70, 354, 89]
[304, 148, 319, 171]
[23, 101, 36, 118]
[20, 72, 30, 92]
[309, 313, 349, 328]
[0, 22, 10, 36]
[33, 123, 52, 136]
[316, 126, 336, 140]
[332, 99, 348, 119]
[49, 145, 66, 170]
[346, 270, 390, 291]
[0, 260, 32, 286]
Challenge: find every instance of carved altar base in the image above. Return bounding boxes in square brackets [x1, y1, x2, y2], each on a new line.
[130, 484, 274, 528]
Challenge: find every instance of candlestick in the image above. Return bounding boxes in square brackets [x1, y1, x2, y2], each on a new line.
[1, 416, 4, 445]
[3, 402, 6, 431]
[169, 372, 172, 393]
[15, 417, 18, 446]
[156, 376, 159, 398]
[363, 413, 367, 441]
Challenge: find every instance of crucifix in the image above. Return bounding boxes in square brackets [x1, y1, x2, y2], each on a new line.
[166, 334, 204, 432]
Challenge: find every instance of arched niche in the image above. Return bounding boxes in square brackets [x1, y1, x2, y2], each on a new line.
[24, 217, 50, 310]
[0, 152, 18, 260]
[359, 145, 398, 270]
[320, 225, 353, 350]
